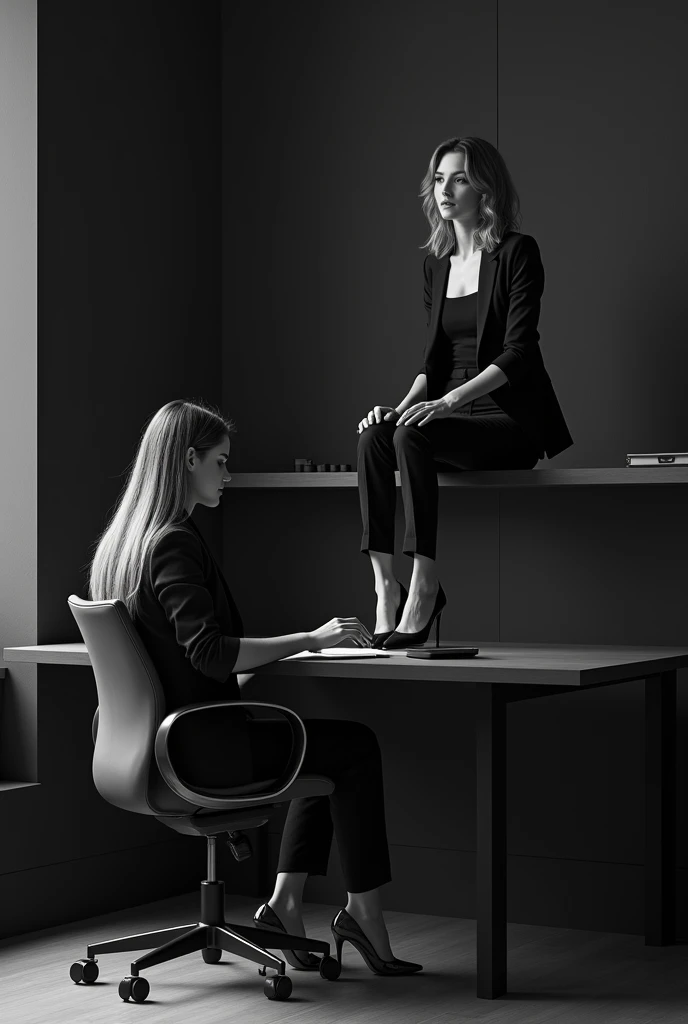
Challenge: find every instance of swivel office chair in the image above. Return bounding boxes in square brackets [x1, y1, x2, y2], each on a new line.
[66, 595, 340, 1004]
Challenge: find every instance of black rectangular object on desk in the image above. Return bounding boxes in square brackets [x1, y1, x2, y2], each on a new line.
[406, 647, 480, 659]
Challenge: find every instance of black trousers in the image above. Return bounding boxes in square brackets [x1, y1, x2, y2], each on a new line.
[168, 710, 392, 895]
[357, 411, 541, 560]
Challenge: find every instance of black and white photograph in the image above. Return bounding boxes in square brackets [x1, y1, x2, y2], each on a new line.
[1, 1, 687, 1021]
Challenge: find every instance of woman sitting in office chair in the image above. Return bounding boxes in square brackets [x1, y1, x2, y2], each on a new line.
[357, 136, 573, 649]
[88, 398, 421, 978]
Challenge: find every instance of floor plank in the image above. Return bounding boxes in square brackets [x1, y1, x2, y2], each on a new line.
[0, 892, 686, 1024]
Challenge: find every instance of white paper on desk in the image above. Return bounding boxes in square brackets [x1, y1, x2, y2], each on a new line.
[284, 648, 387, 660]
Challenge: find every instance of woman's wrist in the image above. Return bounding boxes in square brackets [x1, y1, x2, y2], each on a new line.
[445, 387, 465, 409]
[297, 631, 314, 652]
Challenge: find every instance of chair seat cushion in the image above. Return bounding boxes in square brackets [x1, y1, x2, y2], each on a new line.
[152, 771, 334, 819]
[154, 773, 335, 836]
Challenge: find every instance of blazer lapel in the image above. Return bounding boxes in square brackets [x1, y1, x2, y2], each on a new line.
[426, 237, 505, 370]
[476, 246, 500, 363]
[425, 257, 450, 366]
[431, 256, 450, 333]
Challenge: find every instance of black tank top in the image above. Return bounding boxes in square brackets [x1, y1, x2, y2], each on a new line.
[440, 293, 501, 416]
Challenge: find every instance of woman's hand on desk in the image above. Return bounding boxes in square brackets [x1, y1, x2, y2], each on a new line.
[307, 617, 373, 650]
[357, 406, 399, 433]
[397, 397, 455, 427]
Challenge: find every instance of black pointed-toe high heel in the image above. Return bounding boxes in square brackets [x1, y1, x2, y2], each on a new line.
[331, 909, 423, 976]
[371, 581, 408, 648]
[382, 583, 447, 650]
[253, 903, 321, 970]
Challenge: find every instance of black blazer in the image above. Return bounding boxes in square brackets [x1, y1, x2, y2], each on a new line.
[134, 517, 244, 716]
[420, 231, 573, 459]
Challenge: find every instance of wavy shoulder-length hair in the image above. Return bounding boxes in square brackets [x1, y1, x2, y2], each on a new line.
[88, 398, 235, 619]
[419, 136, 522, 259]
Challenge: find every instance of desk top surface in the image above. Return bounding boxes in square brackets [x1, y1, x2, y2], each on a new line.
[4, 641, 688, 687]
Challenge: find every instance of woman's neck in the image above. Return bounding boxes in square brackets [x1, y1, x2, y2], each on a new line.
[452, 220, 480, 260]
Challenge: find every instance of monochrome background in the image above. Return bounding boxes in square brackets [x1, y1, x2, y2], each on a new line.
[1, 0, 686, 940]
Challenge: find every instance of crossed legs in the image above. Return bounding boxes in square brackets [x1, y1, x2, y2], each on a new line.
[251, 718, 397, 960]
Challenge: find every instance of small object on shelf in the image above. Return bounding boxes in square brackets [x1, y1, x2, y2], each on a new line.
[316, 464, 327, 472]
[339, 464, 352, 472]
[303, 464, 315, 472]
[626, 452, 688, 467]
[328, 464, 338, 472]
[407, 647, 480, 659]
[294, 459, 313, 472]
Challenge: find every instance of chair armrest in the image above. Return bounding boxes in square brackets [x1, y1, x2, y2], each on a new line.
[154, 700, 307, 810]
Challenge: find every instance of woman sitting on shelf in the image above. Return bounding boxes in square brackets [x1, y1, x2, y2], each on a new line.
[357, 135, 573, 650]
[88, 397, 421, 978]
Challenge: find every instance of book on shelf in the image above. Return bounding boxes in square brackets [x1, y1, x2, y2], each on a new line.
[626, 452, 688, 467]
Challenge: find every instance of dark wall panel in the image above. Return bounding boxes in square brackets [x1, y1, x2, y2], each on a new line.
[221, 0, 688, 936]
[499, 487, 688, 647]
[221, 0, 497, 471]
[39, 0, 224, 643]
[499, 1, 688, 468]
[223, 488, 500, 640]
[0, 0, 234, 935]
[499, 488, 688, 877]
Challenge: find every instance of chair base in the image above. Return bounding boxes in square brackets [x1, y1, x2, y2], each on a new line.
[83, 879, 331, 978]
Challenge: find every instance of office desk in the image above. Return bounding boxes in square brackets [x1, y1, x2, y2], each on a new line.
[3, 640, 685, 999]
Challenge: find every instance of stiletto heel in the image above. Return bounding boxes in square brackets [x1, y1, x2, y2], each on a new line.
[435, 610, 442, 648]
[382, 583, 447, 650]
[371, 581, 408, 648]
[253, 903, 321, 971]
[331, 909, 422, 976]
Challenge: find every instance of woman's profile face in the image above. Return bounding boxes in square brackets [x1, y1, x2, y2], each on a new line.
[434, 150, 482, 223]
[185, 435, 232, 510]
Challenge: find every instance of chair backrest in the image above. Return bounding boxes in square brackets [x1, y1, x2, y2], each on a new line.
[68, 594, 181, 816]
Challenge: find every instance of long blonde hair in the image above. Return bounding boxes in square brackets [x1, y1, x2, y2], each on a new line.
[88, 398, 235, 618]
[419, 136, 522, 258]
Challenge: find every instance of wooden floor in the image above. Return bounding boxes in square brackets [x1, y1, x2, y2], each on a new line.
[1, 892, 687, 1024]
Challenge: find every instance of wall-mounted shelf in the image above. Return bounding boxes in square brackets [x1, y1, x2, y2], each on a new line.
[226, 468, 688, 489]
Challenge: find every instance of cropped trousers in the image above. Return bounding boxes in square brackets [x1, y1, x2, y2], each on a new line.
[168, 709, 393, 895]
[357, 408, 541, 561]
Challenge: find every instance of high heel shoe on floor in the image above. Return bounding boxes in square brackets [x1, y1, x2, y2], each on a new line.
[382, 582, 447, 650]
[371, 581, 409, 648]
[331, 909, 423, 976]
[253, 903, 321, 970]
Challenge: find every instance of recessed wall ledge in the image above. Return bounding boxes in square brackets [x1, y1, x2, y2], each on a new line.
[225, 468, 688, 489]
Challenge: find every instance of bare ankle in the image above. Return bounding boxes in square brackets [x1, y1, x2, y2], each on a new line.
[411, 576, 438, 595]
[347, 905, 381, 922]
[346, 891, 383, 920]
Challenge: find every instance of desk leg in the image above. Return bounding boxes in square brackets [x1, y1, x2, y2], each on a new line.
[475, 683, 507, 998]
[645, 671, 676, 945]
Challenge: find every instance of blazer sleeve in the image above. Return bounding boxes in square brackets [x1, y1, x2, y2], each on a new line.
[149, 528, 240, 682]
[489, 235, 545, 386]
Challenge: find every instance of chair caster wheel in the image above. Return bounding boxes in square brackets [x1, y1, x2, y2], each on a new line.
[202, 947, 222, 964]
[319, 955, 341, 980]
[264, 974, 292, 1000]
[69, 958, 99, 984]
[118, 975, 150, 1002]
